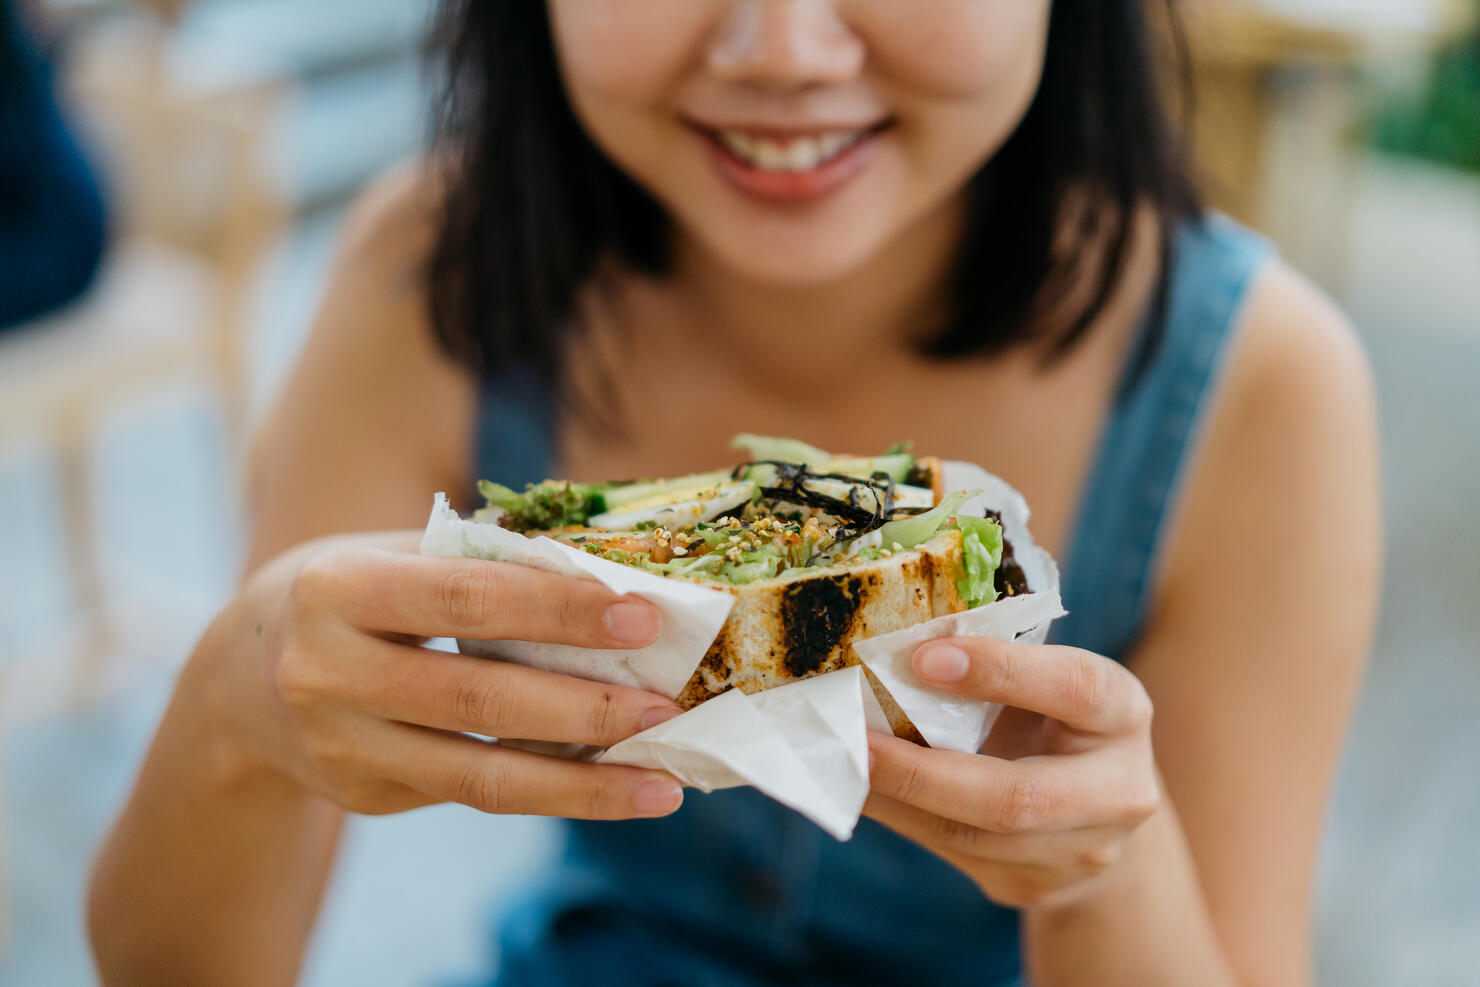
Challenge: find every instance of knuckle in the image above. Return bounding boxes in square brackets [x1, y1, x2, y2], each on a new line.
[1076, 839, 1123, 874]
[272, 643, 320, 710]
[931, 814, 984, 854]
[440, 563, 496, 631]
[992, 875, 1054, 909]
[980, 641, 1022, 697]
[995, 770, 1050, 832]
[585, 689, 624, 744]
[1065, 656, 1112, 719]
[1123, 774, 1162, 822]
[889, 757, 929, 804]
[447, 673, 511, 734]
[1123, 678, 1155, 730]
[557, 588, 593, 639]
[455, 763, 507, 813]
[288, 551, 345, 613]
[585, 775, 619, 819]
[331, 779, 384, 815]
[303, 729, 352, 776]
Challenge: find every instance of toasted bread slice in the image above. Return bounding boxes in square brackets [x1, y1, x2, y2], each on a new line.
[675, 528, 967, 744]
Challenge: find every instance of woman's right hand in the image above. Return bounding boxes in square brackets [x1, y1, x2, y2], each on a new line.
[186, 532, 687, 820]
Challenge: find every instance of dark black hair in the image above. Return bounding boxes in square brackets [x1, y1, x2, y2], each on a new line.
[425, 1, 1199, 410]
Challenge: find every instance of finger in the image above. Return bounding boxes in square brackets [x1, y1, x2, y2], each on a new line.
[867, 731, 1151, 833]
[306, 549, 662, 648]
[338, 636, 682, 745]
[911, 637, 1152, 735]
[864, 793, 1128, 871]
[864, 794, 1115, 908]
[378, 722, 685, 820]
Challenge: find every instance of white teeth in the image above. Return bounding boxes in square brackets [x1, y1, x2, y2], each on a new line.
[720, 130, 755, 158]
[787, 137, 822, 171]
[753, 139, 787, 170]
[716, 128, 868, 172]
[818, 131, 850, 159]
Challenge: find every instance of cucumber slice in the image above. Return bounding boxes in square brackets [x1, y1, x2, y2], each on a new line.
[824, 453, 915, 483]
[600, 469, 733, 510]
[588, 481, 757, 529]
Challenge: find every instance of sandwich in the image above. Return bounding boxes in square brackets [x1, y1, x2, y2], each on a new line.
[474, 435, 1030, 744]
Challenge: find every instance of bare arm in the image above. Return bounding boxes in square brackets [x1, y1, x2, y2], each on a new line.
[862, 260, 1377, 985]
[87, 170, 685, 985]
[86, 170, 468, 984]
[1022, 261, 1380, 984]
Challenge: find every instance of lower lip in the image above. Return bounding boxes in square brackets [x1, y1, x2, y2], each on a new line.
[696, 127, 884, 205]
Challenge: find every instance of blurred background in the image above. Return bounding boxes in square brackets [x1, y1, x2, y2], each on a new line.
[0, 0, 1476, 983]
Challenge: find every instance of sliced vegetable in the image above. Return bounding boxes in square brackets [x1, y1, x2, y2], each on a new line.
[600, 469, 732, 510]
[824, 453, 915, 484]
[729, 433, 830, 466]
[890, 484, 935, 510]
[587, 481, 756, 530]
[476, 479, 608, 531]
[866, 489, 977, 552]
[955, 514, 1004, 608]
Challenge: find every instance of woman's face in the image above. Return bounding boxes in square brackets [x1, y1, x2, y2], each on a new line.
[546, 0, 1053, 285]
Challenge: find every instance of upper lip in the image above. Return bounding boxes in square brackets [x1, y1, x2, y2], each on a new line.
[683, 117, 892, 139]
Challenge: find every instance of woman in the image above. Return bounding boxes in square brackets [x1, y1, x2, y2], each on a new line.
[88, 2, 1378, 984]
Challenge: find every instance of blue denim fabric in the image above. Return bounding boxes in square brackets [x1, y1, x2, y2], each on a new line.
[469, 215, 1272, 985]
[1048, 215, 1273, 661]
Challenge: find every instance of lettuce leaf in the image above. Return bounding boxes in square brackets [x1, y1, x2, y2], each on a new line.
[955, 515, 1004, 608]
[476, 479, 608, 532]
[729, 433, 831, 466]
[867, 489, 975, 552]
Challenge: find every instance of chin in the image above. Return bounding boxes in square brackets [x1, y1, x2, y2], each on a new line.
[683, 213, 899, 287]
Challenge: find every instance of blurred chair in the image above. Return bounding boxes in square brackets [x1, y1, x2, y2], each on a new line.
[0, 21, 286, 697]
[0, 24, 284, 947]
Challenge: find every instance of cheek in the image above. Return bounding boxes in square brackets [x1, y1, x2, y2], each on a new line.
[547, 1, 709, 107]
[861, 1, 1052, 182]
[861, 0, 1052, 98]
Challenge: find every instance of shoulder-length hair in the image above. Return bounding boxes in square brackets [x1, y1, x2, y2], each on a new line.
[424, 1, 1199, 408]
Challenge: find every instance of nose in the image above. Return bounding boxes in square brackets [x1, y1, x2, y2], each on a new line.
[708, 0, 865, 90]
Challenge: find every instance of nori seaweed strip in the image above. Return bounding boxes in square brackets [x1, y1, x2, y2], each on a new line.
[982, 509, 1031, 597]
[731, 460, 898, 537]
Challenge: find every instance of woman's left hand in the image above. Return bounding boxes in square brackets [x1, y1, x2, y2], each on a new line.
[865, 637, 1161, 910]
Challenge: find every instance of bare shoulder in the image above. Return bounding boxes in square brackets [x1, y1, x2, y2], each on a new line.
[1219, 259, 1376, 445]
[1128, 259, 1382, 985]
[334, 159, 446, 277]
[247, 162, 475, 569]
[1156, 255, 1381, 633]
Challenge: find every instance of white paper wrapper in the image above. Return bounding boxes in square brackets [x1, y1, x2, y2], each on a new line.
[421, 493, 733, 699]
[596, 666, 888, 841]
[852, 461, 1067, 753]
[419, 461, 1064, 837]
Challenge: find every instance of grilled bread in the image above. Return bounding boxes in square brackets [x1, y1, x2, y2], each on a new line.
[675, 528, 968, 743]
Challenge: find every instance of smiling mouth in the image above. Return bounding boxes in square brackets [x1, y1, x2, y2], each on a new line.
[685, 119, 894, 204]
[704, 124, 888, 172]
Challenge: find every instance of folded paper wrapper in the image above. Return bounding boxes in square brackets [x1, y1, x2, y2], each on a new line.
[419, 460, 1065, 841]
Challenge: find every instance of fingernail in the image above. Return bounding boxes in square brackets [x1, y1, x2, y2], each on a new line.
[634, 778, 683, 815]
[640, 706, 681, 732]
[916, 643, 969, 682]
[604, 599, 660, 645]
